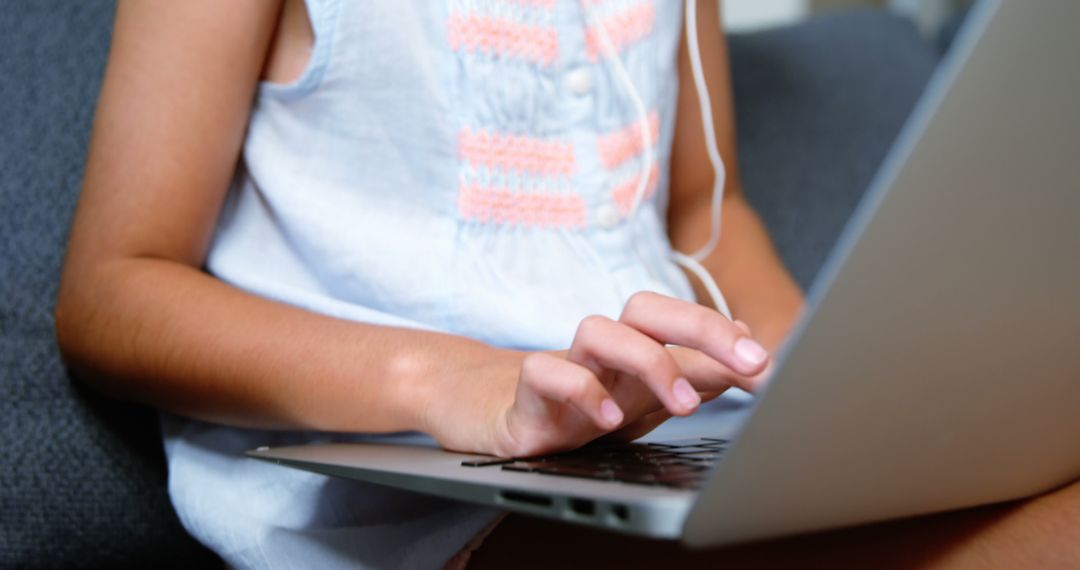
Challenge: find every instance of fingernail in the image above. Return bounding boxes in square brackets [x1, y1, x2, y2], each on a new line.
[734, 337, 768, 368]
[672, 378, 701, 410]
[600, 399, 624, 427]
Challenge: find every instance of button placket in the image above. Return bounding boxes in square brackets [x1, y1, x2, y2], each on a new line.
[564, 66, 594, 96]
[596, 204, 621, 230]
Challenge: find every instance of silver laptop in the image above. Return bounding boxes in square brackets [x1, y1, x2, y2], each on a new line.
[248, 0, 1080, 548]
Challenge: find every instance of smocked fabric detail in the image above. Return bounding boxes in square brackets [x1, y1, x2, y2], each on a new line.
[611, 161, 660, 214]
[457, 183, 587, 228]
[459, 128, 576, 176]
[599, 109, 661, 215]
[447, 1, 559, 66]
[582, 0, 656, 61]
[457, 127, 581, 228]
[596, 111, 660, 170]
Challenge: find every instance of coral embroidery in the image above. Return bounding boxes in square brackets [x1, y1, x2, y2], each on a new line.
[457, 125, 581, 228]
[459, 128, 576, 176]
[598, 111, 661, 215]
[458, 184, 587, 228]
[450, 1, 665, 229]
[447, 15, 559, 66]
[596, 111, 660, 170]
[498, 0, 557, 7]
[583, 1, 656, 61]
[611, 162, 660, 215]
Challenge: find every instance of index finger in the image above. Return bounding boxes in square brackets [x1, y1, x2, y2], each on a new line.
[620, 291, 769, 377]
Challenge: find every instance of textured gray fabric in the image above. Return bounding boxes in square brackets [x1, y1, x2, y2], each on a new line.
[731, 8, 938, 289]
[0, 1, 218, 568]
[0, 3, 935, 568]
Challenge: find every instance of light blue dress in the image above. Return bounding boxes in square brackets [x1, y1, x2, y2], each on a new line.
[163, 1, 696, 567]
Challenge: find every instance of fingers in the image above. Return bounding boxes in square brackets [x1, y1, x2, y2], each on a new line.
[667, 345, 764, 393]
[518, 352, 624, 430]
[734, 319, 752, 335]
[568, 315, 701, 416]
[599, 408, 673, 443]
[620, 292, 770, 377]
[514, 293, 771, 450]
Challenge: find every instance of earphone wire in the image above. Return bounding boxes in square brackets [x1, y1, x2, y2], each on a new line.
[683, 0, 728, 263]
[586, 0, 733, 319]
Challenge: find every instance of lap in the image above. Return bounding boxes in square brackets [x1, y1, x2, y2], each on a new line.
[469, 479, 1080, 569]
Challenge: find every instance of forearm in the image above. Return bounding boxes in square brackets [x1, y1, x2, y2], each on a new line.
[670, 192, 804, 351]
[56, 257, 519, 434]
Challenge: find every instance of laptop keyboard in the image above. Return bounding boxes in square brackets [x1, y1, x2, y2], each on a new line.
[460, 437, 728, 490]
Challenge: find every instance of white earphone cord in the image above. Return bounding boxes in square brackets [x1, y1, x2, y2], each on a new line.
[587, 0, 732, 319]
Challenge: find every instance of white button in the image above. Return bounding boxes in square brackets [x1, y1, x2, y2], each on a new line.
[596, 204, 621, 229]
[565, 67, 594, 96]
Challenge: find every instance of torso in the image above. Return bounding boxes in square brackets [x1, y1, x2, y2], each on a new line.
[208, 0, 693, 349]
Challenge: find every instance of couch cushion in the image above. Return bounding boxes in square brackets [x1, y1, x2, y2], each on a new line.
[0, 1, 217, 567]
[731, 8, 938, 289]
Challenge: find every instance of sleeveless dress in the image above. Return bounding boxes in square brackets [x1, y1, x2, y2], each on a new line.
[162, 1, 695, 568]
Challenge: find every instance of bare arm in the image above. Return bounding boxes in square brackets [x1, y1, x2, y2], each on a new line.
[57, 0, 775, 457]
[668, 1, 804, 351]
[55, 0, 508, 435]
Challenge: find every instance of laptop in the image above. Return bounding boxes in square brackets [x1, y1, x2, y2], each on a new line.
[247, 0, 1080, 548]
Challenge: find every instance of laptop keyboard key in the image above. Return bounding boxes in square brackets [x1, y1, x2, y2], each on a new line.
[676, 450, 721, 458]
[460, 458, 515, 467]
[644, 438, 717, 448]
[502, 462, 543, 473]
[534, 466, 616, 481]
[474, 438, 723, 489]
[667, 446, 718, 454]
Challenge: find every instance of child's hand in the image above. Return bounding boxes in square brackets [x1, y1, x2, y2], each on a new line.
[431, 292, 771, 458]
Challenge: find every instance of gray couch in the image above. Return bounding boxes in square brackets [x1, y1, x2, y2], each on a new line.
[0, 2, 937, 567]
